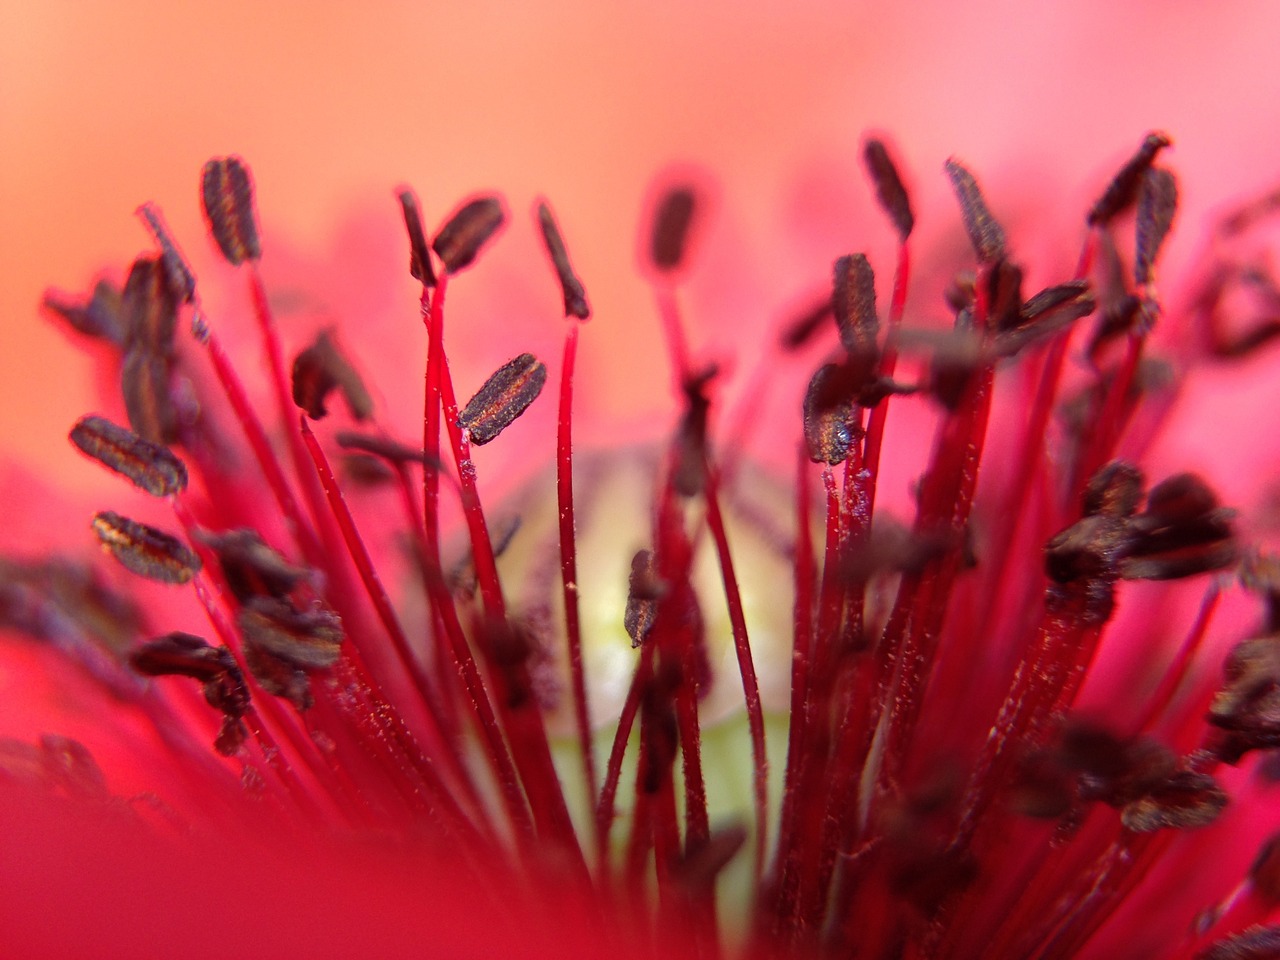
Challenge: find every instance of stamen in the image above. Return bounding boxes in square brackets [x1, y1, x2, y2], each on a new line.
[432, 196, 506, 274]
[1087, 131, 1172, 227]
[457, 353, 548, 445]
[863, 138, 915, 242]
[396, 188, 437, 287]
[291, 330, 373, 421]
[945, 158, 1007, 264]
[200, 156, 262, 265]
[70, 415, 188, 497]
[649, 186, 697, 273]
[91, 511, 201, 585]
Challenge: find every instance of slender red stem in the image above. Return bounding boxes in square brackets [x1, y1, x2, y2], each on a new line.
[701, 460, 769, 880]
[557, 321, 599, 833]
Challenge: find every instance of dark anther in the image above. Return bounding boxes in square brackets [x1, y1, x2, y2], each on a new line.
[451, 516, 521, 597]
[624, 549, 662, 647]
[458, 353, 547, 445]
[987, 259, 1024, 332]
[91, 511, 200, 585]
[1122, 474, 1237, 581]
[944, 158, 1006, 264]
[779, 296, 834, 352]
[1119, 768, 1227, 832]
[433, 196, 506, 275]
[131, 632, 249, 754]
[674, 824, 749, 894]
[70, 415, 188, 497]
[1135, 167, 1179, 286]
[649, 186, 697, 273]
[1082, 461, 1145, 519]
[335, 431, 437, 468]
[243, 644, 313, 711]
[1087, 293, 1144, 363]
[120, 256, 180, 444]
[480, 617, 537, 710]
[863, 139, 914, 242]
[238, 595, 344, 670]
[1194, 925, 1280, 960]
[1087, 132, 1172, 227]
[537, 201, 590, 320]
[993, 281, 1095, 358]
[291, 329, 373, 421]
[1239, 553, 1280, 634]
[136, 203, 196, 303]
[195, 528, 312, 604]
[803, 363, 856, 465]
[397, 188, 437, 287]
[639, 659, 681, 794]
[1207, 636, 1280, 763]
[833, 253, 879, 358]
[673, 366, 716, 497]
[200, 157, 262, 266]
[42, 280, 127, 346]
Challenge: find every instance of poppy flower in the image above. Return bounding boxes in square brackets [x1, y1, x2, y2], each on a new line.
[5, 120, 1280, 960]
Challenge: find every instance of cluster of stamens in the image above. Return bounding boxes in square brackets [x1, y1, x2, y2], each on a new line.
[7, 133, 1280, 960]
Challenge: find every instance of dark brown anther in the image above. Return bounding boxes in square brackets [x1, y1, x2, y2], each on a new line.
[537, 201, 590, 320]
[624, 549, 661, 647]
[131, 630, 232, 682]
[121, 349, 178, 447]
[779, 296, 834, 352]
[649, 186, 697, 273]
[42, 281, 127, 345]
[335, 431, 443, 472]
[833, 254, 879, 357]
[1135, 167, 1178, 286]
[243, 644, 313, 710]
[1087, 132, 1172, 227]
[480, 618, 537, 710]
[1087, 293, 1145, 362]
[1119, 768, 1227, 832]
[70, 415, 188, 497]
[673, 366, 715, 497]
[239, 595, 343, 670]
[1240, 553, 1280, 633]
[131, 631, 249, 754]
[987, 259, 1024, 332]
[291, 330, 373, 421]
[1208, 637, 1280, 763]
[458, 353, 547, 445]
[863, 139, 914, 241]
[120, 256, 179, 444]
[674, 823, 749, 893]
[451, 516, 521, 597]
[396, 188, 436, 287]
[803, 363, 855, 464]
[993, 281, 1095, 358]
[639, 659, 681, 794]
[91, 511, 200, 585]
[1021, 281, 1093, 324]
[944, 158, 1006, 264]
[0, 555, 142, 658]
[1122, 473, 1237, 581]
[136, 203, 196, 303]
[1195, 926, 1280, 960]
[200, 157, 262, 265]
[195, 529, 311, 604]
[1083, 461, 1145, 519]
[433, 196, 505, 275]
